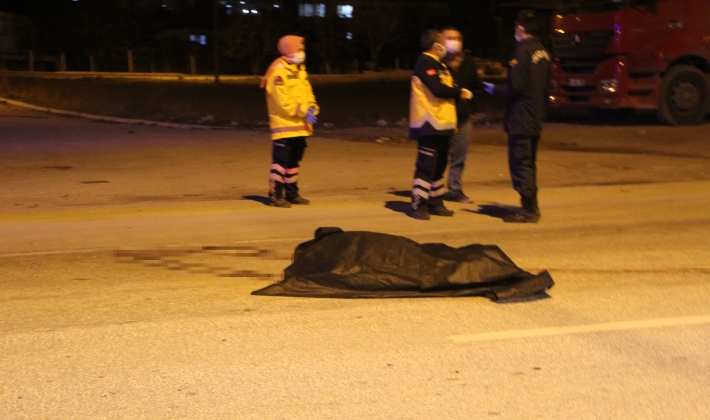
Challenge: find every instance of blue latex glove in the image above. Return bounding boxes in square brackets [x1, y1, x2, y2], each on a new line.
[483, 82, 495, 95]
[305, 107, 318, 125]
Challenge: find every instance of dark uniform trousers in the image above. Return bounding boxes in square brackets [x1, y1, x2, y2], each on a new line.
[413, 135, 450, 209]
[508, 135, 539, 207]
[270, 137, 306, 200]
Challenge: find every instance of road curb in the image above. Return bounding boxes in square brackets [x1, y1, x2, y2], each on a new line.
[0, 96, 233, 130]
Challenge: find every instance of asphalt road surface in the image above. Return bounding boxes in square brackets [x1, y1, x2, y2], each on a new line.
[1, 104, 709, 419]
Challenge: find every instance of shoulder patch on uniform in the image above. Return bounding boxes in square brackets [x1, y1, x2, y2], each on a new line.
[509, 58, 518, 67]
[531, 50, 550, 64]
[274, 75, 283, 86]
[426, 68, 438, 76]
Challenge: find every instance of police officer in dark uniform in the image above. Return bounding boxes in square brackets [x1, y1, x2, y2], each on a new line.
[483, 9, 551, 223]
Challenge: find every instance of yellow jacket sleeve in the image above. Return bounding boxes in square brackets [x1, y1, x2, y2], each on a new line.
[302, 78, 319, 116]
[265, 63, 319, 140]
[266, 65, 318, 118]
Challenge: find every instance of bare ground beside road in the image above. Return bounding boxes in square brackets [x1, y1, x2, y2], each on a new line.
[12, 73, 702, 128]
[0, 75, 417, 127]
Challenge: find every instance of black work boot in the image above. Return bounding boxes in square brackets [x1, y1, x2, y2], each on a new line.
[269, 181, 292, 208]
[503, 196, 540, 223]
[287, 195, 310, 205]
[285, 182, 310, 205]
[524, 196, 541, 218]
[428, 196, 454, 217]
[503, 209, 539, 223]
[409, 196, 430, 220]
[443, 190, 474, 204]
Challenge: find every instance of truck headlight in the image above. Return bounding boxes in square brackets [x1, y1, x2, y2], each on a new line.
[600, 79, 618, 93]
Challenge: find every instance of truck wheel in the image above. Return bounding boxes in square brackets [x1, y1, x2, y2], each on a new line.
[658, 65, 709, 125]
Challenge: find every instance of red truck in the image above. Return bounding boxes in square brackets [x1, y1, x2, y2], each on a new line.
[548, 0, 710, 125]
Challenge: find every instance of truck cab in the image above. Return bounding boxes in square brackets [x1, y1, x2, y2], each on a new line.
[548, 0, 710, 125]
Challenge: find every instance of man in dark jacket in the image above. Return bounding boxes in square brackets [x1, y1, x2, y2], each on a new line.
[441, 27, 484, 204]
[409, 29, 472, 220]
[484, 9, 551, 223]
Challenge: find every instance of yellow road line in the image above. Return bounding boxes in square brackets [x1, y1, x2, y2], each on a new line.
[448, 315, 710, 343]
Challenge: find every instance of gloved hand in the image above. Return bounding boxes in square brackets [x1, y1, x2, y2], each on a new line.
[306, 107, 318, 125]
[483, 82, 495, 95]
[460, 88, 473, 100]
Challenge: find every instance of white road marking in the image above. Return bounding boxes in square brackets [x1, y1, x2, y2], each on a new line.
[0, 249, 101, 258]
[448, 315, 710, 343]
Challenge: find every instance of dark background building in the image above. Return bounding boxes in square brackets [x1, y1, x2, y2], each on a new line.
[0, 0, 535, 74]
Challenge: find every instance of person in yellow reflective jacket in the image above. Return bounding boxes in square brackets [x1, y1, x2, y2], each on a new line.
[409, 29, 472, 220]
[260, 35, 320, 208]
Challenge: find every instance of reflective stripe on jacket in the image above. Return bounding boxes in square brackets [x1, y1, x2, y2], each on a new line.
[265, 59, 320, 140]
[409, 52, 460, 140]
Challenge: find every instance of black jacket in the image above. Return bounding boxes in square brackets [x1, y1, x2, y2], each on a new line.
[494, 37, 551, 137]
[447, 52, 484, 123]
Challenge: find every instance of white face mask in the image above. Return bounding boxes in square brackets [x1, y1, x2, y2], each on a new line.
[433, 43, 447, 59]
[514, 25, 525, 43]
[444, 40, 462, 54]
[287, 52, 306, 64]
